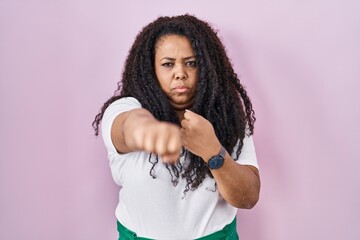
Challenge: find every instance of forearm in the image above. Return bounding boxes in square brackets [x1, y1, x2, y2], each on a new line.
[180, 110, 260, 208]
[111, 108, 158, 153]
[210, 152, 260, 209]
[123, 109, 159, 151]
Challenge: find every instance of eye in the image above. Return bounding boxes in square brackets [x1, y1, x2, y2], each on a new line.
[185, 60, 197, 68]
[161, 62, 174, 68]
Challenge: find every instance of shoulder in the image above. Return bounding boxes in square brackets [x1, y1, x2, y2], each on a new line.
[101, 97, 142, 149]
[102, 97, 142, 126]
[106, 97, 142, 112]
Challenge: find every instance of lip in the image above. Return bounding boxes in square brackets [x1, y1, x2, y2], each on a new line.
[173, 86, 190, 93]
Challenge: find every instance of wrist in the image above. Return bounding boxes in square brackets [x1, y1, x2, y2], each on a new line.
[201, 142, 222, 163]
[206, 145, 226, 170]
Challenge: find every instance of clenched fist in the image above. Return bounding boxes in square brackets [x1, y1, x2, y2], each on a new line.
[180, 110, 222, 162]
[131, 121, 182, 163]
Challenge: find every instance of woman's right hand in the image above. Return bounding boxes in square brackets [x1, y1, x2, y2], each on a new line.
[112, 108, 182, 163]
[131, 121, 182, 163]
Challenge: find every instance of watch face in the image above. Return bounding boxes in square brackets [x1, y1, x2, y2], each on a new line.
[208, 155, 224, 169]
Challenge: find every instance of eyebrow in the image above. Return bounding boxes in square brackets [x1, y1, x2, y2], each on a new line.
[160, 56, 196, 61]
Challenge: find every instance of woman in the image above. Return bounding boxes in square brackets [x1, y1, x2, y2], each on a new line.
[93, 14, 260, 240]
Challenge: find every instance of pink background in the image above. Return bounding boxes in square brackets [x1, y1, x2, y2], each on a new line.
[1, 1, 359, 239]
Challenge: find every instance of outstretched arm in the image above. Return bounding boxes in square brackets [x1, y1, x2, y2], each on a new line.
[111, 108, 182, 163]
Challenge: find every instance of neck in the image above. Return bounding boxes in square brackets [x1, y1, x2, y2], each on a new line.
[176, 110, 186, 121]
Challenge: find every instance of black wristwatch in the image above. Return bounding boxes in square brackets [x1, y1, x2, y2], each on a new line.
[207, 146, 226, 170]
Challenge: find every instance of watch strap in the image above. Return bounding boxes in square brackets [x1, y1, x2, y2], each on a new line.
[207, 145, 226, 170]
[218, 145, 226, 158]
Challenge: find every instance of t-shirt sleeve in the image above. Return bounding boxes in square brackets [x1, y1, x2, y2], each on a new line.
[101, 97, 142, 185]
[231, 134, 259, 169]
[101, 97, 142, 154]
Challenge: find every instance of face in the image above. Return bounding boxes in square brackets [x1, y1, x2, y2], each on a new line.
[154, 34, 197, 110]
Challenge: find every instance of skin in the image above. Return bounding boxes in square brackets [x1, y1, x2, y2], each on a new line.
[111, 34, 260, 208]
[154, 34, 198, 112]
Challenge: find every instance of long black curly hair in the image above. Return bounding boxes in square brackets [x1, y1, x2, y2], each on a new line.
[93, 14, 255, 194]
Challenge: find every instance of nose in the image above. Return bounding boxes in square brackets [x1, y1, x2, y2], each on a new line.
[175, 65, 188, 80]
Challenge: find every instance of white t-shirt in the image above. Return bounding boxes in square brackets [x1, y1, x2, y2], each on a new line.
[101, 97, 258, 239]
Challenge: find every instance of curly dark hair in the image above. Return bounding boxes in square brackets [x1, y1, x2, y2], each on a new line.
[93, 14, 255, 194]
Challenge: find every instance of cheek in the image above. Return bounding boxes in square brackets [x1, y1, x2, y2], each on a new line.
[157, 76, 171, 92]
[159, 70, 173, 81]
[155, 69, 167, 88]
[158, 80, 167, 91]
[190, 73, 198, 86]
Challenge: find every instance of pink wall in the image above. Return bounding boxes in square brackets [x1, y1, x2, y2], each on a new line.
[1, 1, 359, 239]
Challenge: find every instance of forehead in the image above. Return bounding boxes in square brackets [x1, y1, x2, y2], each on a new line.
[155, 34, 194, 55]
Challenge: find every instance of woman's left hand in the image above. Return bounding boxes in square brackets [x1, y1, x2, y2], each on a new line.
[180, 110, 222, 162]
[181, 110, 260, 209]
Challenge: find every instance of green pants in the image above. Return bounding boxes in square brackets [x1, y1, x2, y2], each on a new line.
[117, 218, 239, 240]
